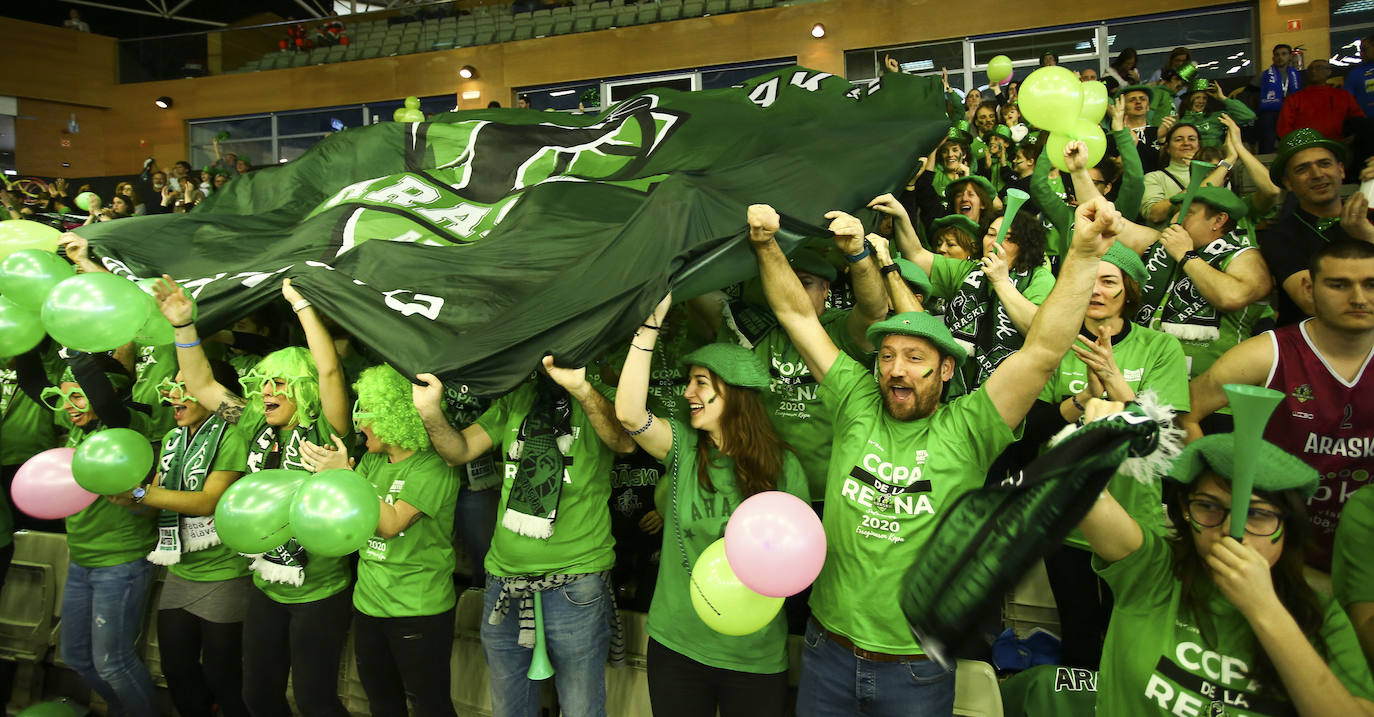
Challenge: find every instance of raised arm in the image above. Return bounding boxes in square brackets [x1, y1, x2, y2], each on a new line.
[56, 233, 106, 274]
[614, 295, 673, 460]
[981, 242, 1038, 334]
[543, 355, 633, 454]
[283, 279, 349, 437]
[1079, 475, 1145, 562]
[1223, 115, 1279, 217]
[834, 212, 887, 353]
[1177, 333, 1276, 442]
[1064, 141, 1100, 206]
[868, 193, 930, 274]
[411, 372, 494, 467]
[981, 197, 1123, 429]
[145, 469, 241, 516]
[1110, 100, 1147, 222]
[66, 351, 129, 428]
[1159, 227, 1272, 312]
[747, 204, 840, 383]
[1030, 151, 1075, 233]
[152, 276, 243, 424]
[869, 233, 922, 314]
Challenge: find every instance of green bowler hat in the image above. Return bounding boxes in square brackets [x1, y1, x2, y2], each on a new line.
[1166, 434, 1319, 499]
[944, 174, 997, 202]
[1168, 186, 1249, 222]
[1102, 242, 1147, 286]
[930, 214, 980, 241]
[865, 312, 966, 366]
[680, 343, 770, 389]
[1113, 84, 1154, 100]
[1269, 127, 1352, 184]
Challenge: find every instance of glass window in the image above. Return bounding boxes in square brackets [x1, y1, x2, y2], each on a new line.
[189, 139, 274, 171]
[846, 41, 963, 82]
[277, 135, 325, 164]
[701, 60, 795, 89]
[1108, 7, 1252, 53]
[277, 107, 366, 136]
[1331, 0, 1374, 65]
[973, 27, 1098, 66]
[187, 116, 272, 146]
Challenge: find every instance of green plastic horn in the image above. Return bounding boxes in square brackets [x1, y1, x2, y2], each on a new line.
[1222, 384, 1285, 540]
[526, 591, 555, 680]
[995, 189, 1030, 245]
[1173, 160, 1216, 226]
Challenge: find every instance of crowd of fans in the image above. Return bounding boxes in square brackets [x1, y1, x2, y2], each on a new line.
[4, 32, 1374, 717]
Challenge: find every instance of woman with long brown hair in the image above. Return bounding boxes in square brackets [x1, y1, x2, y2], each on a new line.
[615, 294, 809, 717]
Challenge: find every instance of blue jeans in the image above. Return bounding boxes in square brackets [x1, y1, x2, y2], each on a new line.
[480, 574, 610, 717]
[796, 620, 955, 717]
[61, 559, 157, 717]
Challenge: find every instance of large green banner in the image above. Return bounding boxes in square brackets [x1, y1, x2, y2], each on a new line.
[78, 66, 946, 396]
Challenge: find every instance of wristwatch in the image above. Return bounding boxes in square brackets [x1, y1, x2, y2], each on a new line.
[1179, 250, 1202, 266]
[1217, 159, 1234, 172]
[880, 263, 901, 276]
[131, 485, 147, 503]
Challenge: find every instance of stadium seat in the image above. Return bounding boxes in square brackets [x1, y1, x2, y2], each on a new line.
[659, 0, 683, 20]
[682, 0, 706, 18]
[705, 0, 727, 15]
[593, 9, 615, 30]
[533, 18, 554, 36]
[512, 20, 535, 41]
[728, 0, 751, 11]
[636, 4, 659, 23]
[290, 53, 310, 67]
[751, 0, 774, 8]
[239, 59, 261, 71]
[954, 659, 1004, 717]
[452, 588, 494, 715]
[553, 16, 574, 34]
[615, 7, 637, 26]
[573, 15, 593, 33]
[326, 45, 347, 62]
[0, 532, 67, 663]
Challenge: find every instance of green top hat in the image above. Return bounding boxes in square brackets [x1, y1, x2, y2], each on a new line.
[1168, 186, 1249, 222]
[680, 343, 771, 389]
[1268, 127, 1353, 184]
[1188, 77, 1210, 93]
[788, 248, 837, 282]
[865, 311, 966, 366]
[1176, 61, 1199, 82]
[1102, 242, 1148, 286]
[1166, 434, 1318, 499]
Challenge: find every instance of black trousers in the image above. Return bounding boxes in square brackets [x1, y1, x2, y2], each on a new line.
[646, 638, 788, 717]
[353, 607, 457, 717]
[1043, 545, 1114, 670]
[241, 588, 351, 717]
[157, 607, 249, 717]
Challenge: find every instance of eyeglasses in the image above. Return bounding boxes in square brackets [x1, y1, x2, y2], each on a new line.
[351, 398, 375, 431]
[40, 386, 90, 413]
[1185, 498, 1286, 537]
[157, 378, 197, 404]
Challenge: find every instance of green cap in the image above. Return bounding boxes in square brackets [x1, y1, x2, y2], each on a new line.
[944, 174, 996, 202]
[788, 248, 837, 282]
[680, 343, 770, 389]
[1269, 127, 1352, 184]
[865, 312, 966, 366]
[930, 214, 980, 242]
[1102, 242, 1147, 286]
[894, 257, 932, 296]
[991, 124, 1015, 144]
[1167, 434, 1319, 499]
[1168, 186, 1249, 223]
[1113, 84, 1154, 100]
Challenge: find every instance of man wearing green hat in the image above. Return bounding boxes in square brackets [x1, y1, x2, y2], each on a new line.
[746, 196, 1122, 715]
[1259, 127, 1373, 326]
[1129, 185, 1272, 378]
[1181, 238, 1374, 573]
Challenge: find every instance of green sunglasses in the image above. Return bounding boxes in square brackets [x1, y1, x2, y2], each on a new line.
[157, 378, 198, 404]
[352, 398, 376, 431]
[239, 371, 300, 401]
[40, 386, 90, 413]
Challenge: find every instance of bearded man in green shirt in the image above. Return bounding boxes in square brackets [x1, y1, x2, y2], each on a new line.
[746, 191, 1124, 716]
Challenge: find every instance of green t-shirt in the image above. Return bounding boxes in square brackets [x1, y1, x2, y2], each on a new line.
[754, 307, 870, 500]
[808, 353, 1016, 654]
[66, 412, 158, 567]
[647, 420, 810, 674]
[1094, 529, 1374, 716]
[353, 450, 460, 618]
[132, 344, 178, 442]
[1334, 484, 1374, 609]
[164, 421, 252, 582]
[477, 379, 617, 577]
[999, 664, 1099, 717]
[1039, 324, 1190, 548]
[0, 367, 59, 467]
[927, 255, 1056, 305]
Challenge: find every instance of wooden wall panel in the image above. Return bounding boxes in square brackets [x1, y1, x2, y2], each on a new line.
[9, 0, 1255, 176]
[15, 99, 109, 179]
[0, 19, 116, 108]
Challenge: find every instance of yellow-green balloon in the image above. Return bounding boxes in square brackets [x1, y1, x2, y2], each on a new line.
[0, 296, 45, 357]
[41, 273, 151, 353]
[289, 468, 381, 557]
[987, 55, 1013, 84]
[215, 469, 309, 553]
[1045, 119, 1108, 172]
[0, 249, 76, 311]
[17, 701, 79, 717]
[72, 428, 154, 494]
[1018, 66, 1083, 133]
[0, 221, 60, 262]
[688, 538, 783, 636]
[1078, 80, 1109, 123]
[74, 192, 98, 212]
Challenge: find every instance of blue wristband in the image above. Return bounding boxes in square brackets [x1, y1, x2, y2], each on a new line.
[174, 338, 202, 349]
[845, 244, 872, 263]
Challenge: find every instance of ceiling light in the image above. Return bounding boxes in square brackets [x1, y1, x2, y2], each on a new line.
[811, 23, 825, 39]
[154, 96, 173, 109]
[459, 65, 477, 79]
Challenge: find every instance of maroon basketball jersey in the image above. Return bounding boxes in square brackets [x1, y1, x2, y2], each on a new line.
[1264, 320, 1374, 571]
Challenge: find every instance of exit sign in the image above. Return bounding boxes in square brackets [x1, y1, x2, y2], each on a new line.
[1288, 19, 1302, 31]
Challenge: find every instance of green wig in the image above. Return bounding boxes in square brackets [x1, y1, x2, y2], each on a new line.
[245, 346, 322, 426]
[353, 364, 430, 451]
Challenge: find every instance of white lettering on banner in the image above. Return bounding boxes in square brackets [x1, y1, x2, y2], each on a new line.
[233, 267, 290, 288]
[179, 273, 230, 299]
[1143, 675, 1202, 717]
[770, 354, 810, 378]
[322, 178, 377, 211]
[860, 453, 924, 486]
[1175, 641, 1250, 685]
[789, 71, 833, 92]
[840, 477, 933, 515]
[1303, 433, 1374, 458]
[416, 203, 491, 234]
[364, 176, 442, 207]
[748, 78, 779, 108]
[382, 289, 444, 321]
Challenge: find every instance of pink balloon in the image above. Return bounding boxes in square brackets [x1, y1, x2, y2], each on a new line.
[1000, 70, 1015, 86]
[12, 447, 95, 520]
[724, 491, 826, 598]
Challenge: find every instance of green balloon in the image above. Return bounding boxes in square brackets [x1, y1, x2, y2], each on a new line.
[72, 428, 154, 494]
[74, 191, 98, 212]
[16, 701, 79, 717]
[688, 538, 783, 636]
[134, 287, 174, 345]
[1018, 66, 1084, 134]
[1078, 80, 1109, 123]
[0, 249, 76, 311]
[0, 296, 45, 357]
[215, 469, 309, 553]
[41, 273, 151, 353]
[1045, 119, 1108, 173]
[0, 221, 60, 262]
[289, 468, 381, 557]
[987, 55, 1013, 84]
[403, 95, 420, 109]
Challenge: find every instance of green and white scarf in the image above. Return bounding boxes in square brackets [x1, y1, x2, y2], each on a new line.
[244, 422, 318, 586]
[946, 266, 1035, 389]
[502, 374, 573, 540]
[147, 415, 229, 566]
[1136, 232, 1248, 340]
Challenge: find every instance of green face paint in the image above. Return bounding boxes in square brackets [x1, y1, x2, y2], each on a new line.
[1111, 288, 1123, 299]
[1269, 522, 1285, 544]
[921, 368, 934, 378]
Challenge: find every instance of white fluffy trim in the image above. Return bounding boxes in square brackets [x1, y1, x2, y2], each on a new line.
[1048, 390, 1185, 484]
[248, 556, 305, 587]
[1161, 322, 1220, 342]
[501, 508, 555, 539]
[144, 549, 181, 566]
